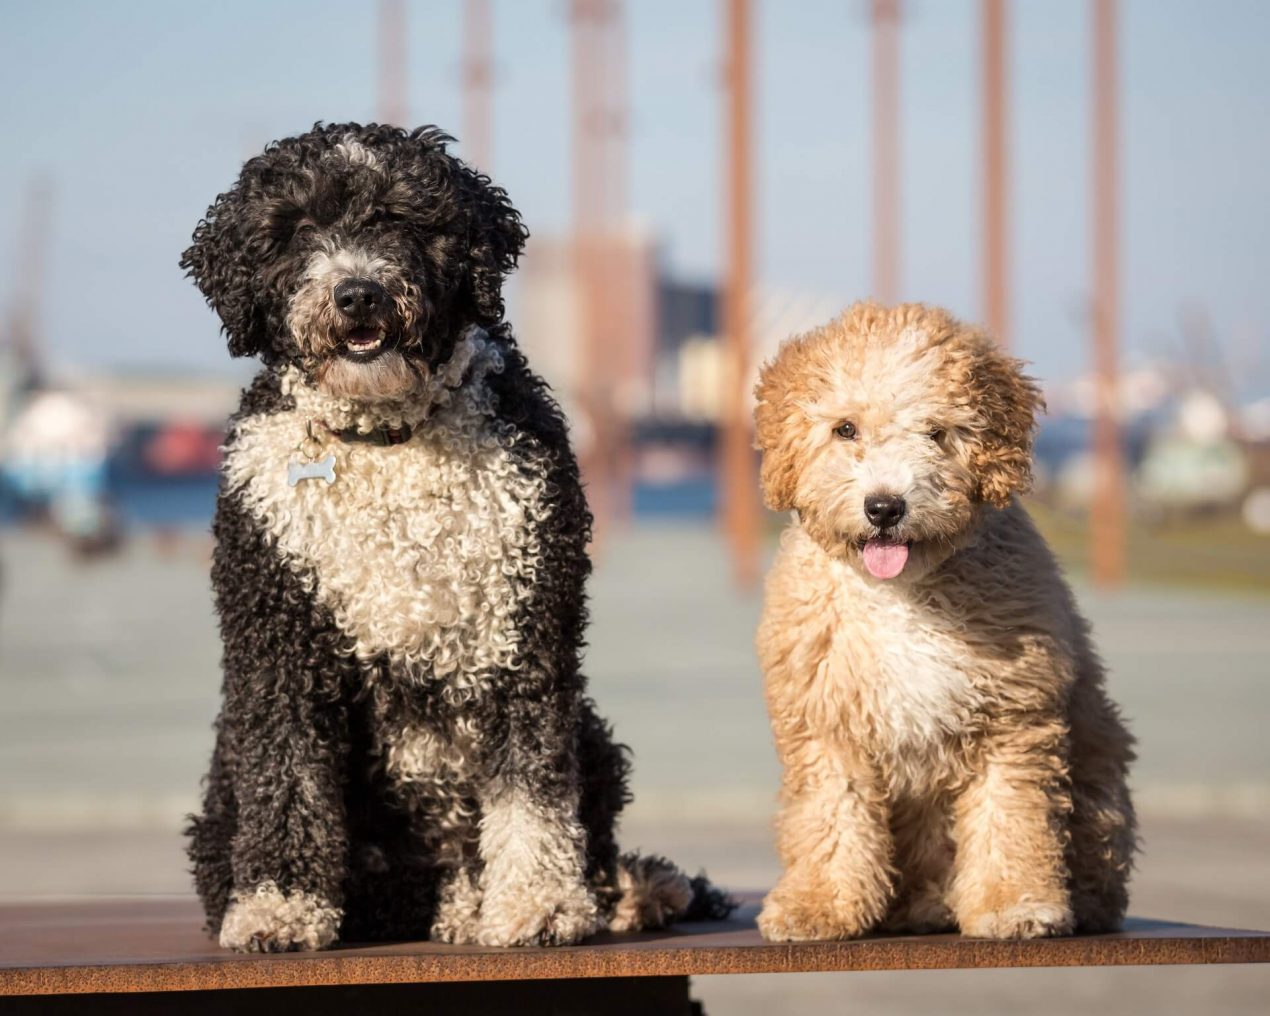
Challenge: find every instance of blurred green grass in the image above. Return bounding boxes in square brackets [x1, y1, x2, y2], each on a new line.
[1026, 501, 1270, 596]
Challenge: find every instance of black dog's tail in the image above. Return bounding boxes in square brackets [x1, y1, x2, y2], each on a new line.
[683, 870, 738, 922]
[577, 700, 736, 932]
[605, 852, 736, 933]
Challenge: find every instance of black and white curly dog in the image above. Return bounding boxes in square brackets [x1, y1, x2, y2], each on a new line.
[183, 122, 731, 952]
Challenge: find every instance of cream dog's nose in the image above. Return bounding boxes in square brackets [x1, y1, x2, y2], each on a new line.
[864, 494, 906, 530]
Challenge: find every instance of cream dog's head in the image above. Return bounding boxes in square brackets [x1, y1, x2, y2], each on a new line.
[754, 302, 1043, 582]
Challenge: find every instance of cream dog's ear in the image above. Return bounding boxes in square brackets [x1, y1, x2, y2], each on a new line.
[962, 338, 1044, 508]
[753, 356, 801, 512]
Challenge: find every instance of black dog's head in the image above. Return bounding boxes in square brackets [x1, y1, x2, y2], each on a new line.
[182, 123, 526, 401]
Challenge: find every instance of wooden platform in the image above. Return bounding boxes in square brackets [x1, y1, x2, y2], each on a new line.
[2, 897, 1268, 1013]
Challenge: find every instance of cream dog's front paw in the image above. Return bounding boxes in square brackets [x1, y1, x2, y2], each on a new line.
[959, 899, 1074, 939]
[758, 881, 876, 942]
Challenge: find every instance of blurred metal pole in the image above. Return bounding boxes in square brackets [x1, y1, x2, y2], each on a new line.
[603, 2, 628, 227]
[4, 177, 51, 387]
[871, 0, 901, 305]
[571, 0, 610, 543]
[1091, 0, 1125, 587]
[462, 0, 493, 170]
[982, 0, 1009, 346]
[721, 0, 759, 587]
[378, 0, 409, 126]
[603, 1, 635, 525]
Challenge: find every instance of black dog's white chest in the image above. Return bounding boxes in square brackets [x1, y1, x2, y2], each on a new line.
[224, 379, 546, 685]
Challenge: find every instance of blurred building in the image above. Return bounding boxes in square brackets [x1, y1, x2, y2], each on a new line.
[516, 228, 658, 432]
[516, 231, 839, 430]
[515, 235, 841, 517]
[0, 370, 244, 536]
[66, 371, 243, 428]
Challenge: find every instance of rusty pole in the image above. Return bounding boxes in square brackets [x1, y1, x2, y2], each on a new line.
[378, 0, 408, 126]
[4, 177, 52, 386]
[982, 0, 1009, 346]
[462, 0, 493, 170]
[571, 0, 611, 542]
[602, 1, 634, 524]
[602, 2, 628, 228]
[721, 0, 759, 586]
[871, 0, 901, 305]
[1091, 0, 1125, 587]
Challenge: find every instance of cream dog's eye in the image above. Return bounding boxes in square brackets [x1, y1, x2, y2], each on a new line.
[834, 421, 857, 441]
[929, 427, 946, 444]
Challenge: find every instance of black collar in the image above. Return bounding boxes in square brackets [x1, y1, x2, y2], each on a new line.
[323, 422, 414, 446]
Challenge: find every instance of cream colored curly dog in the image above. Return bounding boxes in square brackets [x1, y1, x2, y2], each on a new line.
[753, 302, 1136, 942]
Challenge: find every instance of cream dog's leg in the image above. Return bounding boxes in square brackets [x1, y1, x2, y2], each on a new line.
[948, 726, 1074, 939]
[758, 742, 894, 941]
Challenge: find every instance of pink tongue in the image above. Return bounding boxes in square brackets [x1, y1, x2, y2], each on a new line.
[862, 539, 909, 579]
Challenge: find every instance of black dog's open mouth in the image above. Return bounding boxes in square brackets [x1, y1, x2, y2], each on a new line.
[340, 326, 387, 361]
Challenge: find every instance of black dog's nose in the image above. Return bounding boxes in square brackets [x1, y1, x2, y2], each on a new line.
[864, 494, 907, 530]
[333, 278, 385, 318]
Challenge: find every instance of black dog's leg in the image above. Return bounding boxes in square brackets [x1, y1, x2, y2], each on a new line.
[187, 727, 237, 930]
[473, 687, 599, 946]
[464, 339, 609, 946]
[201, 492, 355, 953]
[577, 697, 632, 888]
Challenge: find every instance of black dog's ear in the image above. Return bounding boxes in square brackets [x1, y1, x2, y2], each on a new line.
[456, 164, 528, 324]
[180, 186, 267, 358]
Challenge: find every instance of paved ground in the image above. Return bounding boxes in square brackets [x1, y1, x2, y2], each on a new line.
[1, 522, 1268, 1012]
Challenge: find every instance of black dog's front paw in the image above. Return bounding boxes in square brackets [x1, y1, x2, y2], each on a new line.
[218, 882, 342, 952]
[476, 878, 600, 947]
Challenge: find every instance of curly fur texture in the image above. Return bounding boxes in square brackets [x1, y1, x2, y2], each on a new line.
[753, 303, 1136, 942]
[183, 123, 732, 952]
[181, 125, 523, 370]
[218, 882, 342, 953]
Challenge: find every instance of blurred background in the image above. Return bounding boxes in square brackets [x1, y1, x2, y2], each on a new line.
[1, 0, 1268, 1011]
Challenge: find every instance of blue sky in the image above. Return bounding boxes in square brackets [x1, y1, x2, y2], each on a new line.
[1, 0, 1267, 393]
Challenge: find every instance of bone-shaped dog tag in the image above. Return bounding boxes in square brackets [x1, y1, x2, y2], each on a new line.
[288, 454, 337, 487]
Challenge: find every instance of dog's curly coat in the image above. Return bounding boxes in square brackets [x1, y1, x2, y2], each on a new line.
[182, 123, 730, 952]
[753, 303, 1136, 941]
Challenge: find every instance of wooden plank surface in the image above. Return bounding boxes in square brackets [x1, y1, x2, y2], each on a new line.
[2, 896, 1268, 997]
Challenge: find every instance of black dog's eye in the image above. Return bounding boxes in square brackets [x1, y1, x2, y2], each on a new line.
[365, 207, 402, 228]
[288, 221, 318, 246]
[833, 421, 857, 441]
